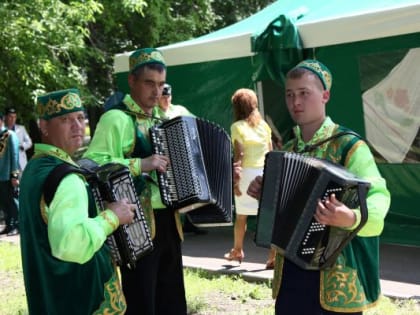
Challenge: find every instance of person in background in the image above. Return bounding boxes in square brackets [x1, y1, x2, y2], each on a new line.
[19, 88, 133, 315]
[5, 107, 33, 171]
[0, 112, 20, 236]
[157, 83, 192, 117]
[83, 48, 187, 315]
[224, 88, 275, 268]
[158, 83, 207, 235]
[247, 59, 391, 314]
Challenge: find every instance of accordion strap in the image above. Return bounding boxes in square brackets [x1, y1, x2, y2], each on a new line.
[324, 184, 369, 267]
[43, 164, 86, 206]
[298, 130, 361, 154]
[294, 129, 369, 266]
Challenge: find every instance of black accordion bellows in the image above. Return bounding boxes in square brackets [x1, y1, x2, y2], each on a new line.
[255, 151, 370, 270]
[78, 159, 153, 269]
[150, 116, 233, 227]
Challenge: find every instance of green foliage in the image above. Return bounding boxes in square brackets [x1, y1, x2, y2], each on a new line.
[211, 0, 276, 29]
[85, 0, 218, 107]
[0, 0, 276, 125]
[0, 0, 101, 122]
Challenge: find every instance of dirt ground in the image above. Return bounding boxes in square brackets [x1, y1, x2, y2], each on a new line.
[188, 290, 274, 314]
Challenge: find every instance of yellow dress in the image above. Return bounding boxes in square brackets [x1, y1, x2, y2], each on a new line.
[230, 119, 271, 215]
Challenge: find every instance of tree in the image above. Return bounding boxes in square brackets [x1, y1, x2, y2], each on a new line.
[211, 0, 276, 29]
[83, 0, 276, 104]
[0, 0, 275, 125]
[84, 0, 217, 106]
[0, 0, 102, 122]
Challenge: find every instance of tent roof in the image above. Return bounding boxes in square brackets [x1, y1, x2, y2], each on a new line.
[115, 0, 420, 71]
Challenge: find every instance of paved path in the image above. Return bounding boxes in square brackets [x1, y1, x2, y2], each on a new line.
[182, 226, 420, 300]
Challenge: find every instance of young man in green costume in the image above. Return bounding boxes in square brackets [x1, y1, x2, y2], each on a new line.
[83, 48, 187, 315]
[247, 60, 391, 314]
[19, 88, 135, 315]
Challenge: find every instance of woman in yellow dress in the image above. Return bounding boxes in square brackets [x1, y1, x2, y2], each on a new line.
[224, 88, 275, 268]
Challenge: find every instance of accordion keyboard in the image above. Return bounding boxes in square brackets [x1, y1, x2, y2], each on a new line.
[150, 116, 233, 226]
[80, 161, 153, 269]
[150, 117, 209, 206]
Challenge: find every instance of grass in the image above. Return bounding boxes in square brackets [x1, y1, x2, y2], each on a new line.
[1, 240, 419, 315]
[0, 242, 28, 315]
[184, 268, 274, 314]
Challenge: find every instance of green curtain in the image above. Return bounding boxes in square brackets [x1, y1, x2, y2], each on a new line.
[251, 14, 303, 84]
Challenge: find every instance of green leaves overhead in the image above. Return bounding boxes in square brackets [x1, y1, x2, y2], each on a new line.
[0, 0, 274, 123]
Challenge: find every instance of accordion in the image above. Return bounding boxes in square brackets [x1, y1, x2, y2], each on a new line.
[78, 159, 153, 269]
[255, 151, 370, 270]
[149, 116, 233, 226]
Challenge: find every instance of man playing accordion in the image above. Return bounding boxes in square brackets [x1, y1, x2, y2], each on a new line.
[84, 48, 187, 315]
[247, 60, 391, 315]
[19, 88, 134, 314]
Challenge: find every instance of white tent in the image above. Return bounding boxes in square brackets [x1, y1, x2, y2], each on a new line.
[115, 0, 420, 69]
[113, 0, 420, 246]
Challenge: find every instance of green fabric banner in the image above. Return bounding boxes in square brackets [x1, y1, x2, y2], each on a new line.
[251, 13, 303, 84]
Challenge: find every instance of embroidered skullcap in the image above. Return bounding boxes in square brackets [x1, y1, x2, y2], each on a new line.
[36, 88, 84, 120]
[129, 48, 166, 73]
[294, 59, 332, 91]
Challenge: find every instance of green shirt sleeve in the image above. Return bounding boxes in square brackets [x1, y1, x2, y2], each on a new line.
[47, 173, 119, 264]
[83, 109, 142, 176]
[346, 142, 391, 237]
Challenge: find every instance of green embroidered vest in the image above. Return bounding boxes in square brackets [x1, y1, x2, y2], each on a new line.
[272, 124, 381, 312]
[19, 155, 126, 315]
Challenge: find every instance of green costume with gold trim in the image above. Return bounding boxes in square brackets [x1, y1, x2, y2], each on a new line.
[84, 94, 183, 239]
[83, 48, 188, 314]
[19, 145, 126, 315]
[272, 117, 391, 313]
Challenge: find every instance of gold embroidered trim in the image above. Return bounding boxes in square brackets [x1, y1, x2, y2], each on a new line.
[0, 130, 9, 156]
[129, 51, 165, 70]
[93, 271, 127, 315]
[345, 140, 364, 166]
[297, 60, 332, 91]
[36, 92, 82, 117]
[100, 211, 118, 231]
[40, 196, 48, 224]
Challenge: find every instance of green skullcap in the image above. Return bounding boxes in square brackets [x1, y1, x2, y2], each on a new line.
[294, 59, 332, 91]
[36, 88, 84, 120]
[129, 48, 166, 73]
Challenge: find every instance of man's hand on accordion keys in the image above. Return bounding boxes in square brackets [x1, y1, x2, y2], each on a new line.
[106, 198, 136, 225]
[315, 194, 357, 228]
[141, 154, 170, 173]
[246, 175, 263, 200]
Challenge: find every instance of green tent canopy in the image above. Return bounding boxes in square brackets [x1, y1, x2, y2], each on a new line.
[114, 0, 420, 246]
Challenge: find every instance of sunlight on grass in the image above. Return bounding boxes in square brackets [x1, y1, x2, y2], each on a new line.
[0, 241, 28, 315]
[183, 268, 420, 315]
[0, 241, 418, 315]
[184, 268, 274, 314]
[366, 296, 420, 315]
